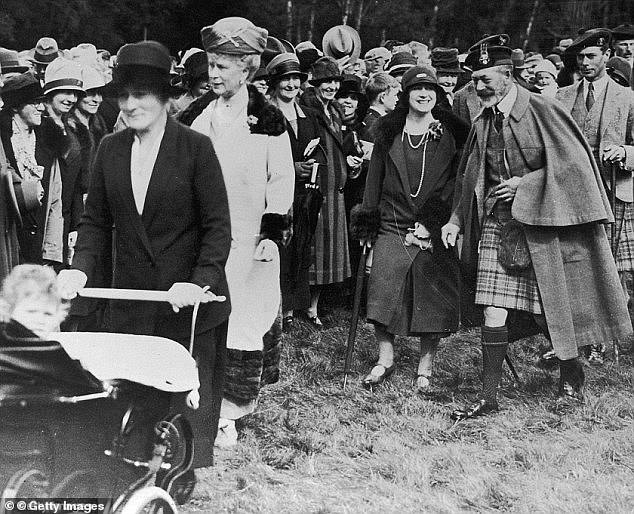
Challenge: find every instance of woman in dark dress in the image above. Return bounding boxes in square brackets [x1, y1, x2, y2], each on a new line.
[351, 66, 467, 390]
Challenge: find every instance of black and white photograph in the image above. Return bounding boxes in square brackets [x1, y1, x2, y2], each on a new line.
[0, 0, 633, 512]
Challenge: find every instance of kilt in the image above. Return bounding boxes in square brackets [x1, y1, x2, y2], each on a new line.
[475, 212, 543, 314]
[610, 199, 634, 272]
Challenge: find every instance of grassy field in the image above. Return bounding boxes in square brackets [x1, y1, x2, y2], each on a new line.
[182, 307, 634, 514]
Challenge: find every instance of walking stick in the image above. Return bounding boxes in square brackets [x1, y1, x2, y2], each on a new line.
[504, 355, 520, 383]
[611, 162, 617, 258]
[343, 245, 368, 389]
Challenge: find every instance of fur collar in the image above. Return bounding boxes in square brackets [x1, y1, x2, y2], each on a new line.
[178, 84, 286, 136]
[300, 87, 343, 118]
[373, 106, 470, 150]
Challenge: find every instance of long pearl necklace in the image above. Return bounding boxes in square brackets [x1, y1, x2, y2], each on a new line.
[402, 130, 429, 198]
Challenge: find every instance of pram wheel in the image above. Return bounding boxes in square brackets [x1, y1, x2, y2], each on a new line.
[116, 486, 178, 514]
[166, 469, 195, 506]
[1, 468, 49, 514]
[50, 470, 102, 497]
[155, 415, 195, 505]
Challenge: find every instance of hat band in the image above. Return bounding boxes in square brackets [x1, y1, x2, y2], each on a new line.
[34, 52, 57, 63]
[269, 62, 302, 77]
[201, 26, 267, 55]
[1, 59, 22, 68]
[44, 78, 83, 91]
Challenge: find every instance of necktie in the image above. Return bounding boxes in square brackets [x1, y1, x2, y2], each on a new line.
[492, 107, 504, 133]
[586, 82, 595, 112]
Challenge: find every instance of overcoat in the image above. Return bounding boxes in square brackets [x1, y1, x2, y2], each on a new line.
[556, 77, 634, 200]
[449, 86, 632, 359]
[352, 109, 467, 334]
[73, 117, 232, 341]
[0, 138, 19, 282]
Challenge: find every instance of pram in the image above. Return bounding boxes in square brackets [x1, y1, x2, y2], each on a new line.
[0, 288, 210, 513]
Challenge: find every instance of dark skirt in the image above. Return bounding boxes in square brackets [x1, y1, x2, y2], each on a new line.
[366, 232, 459, 336]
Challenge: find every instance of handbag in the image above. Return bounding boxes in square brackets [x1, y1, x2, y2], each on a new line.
[498, 219, 531, 271]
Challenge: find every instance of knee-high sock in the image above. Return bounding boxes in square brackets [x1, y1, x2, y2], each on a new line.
[481, 325, 508, 405]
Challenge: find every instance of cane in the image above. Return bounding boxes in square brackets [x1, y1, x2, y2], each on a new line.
[611, 162, 617, 258]
[343, 245, 368, 389]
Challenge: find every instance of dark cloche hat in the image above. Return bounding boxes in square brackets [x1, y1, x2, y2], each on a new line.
[309, 56, 343, 85]
[431, 47, 462, 74]
[612, 24, 634, 41]
[1, 72, 43, 109]
[565, 28, 613, 56]
[336, 73, 363, 98]
[183, 50, 208, 81]
[400, 65, 445, 97]
[465, 34, 513, 71]
[386, 51, 417, 77]
[266, 52, 308, 83]
[116, 41, 172, 72]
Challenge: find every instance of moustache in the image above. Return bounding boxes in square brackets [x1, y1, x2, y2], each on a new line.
[477, 90, 495, 98]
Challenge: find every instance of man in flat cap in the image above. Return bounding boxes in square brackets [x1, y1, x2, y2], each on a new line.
[442, 35, 631, 420]
[557, 29, 634, 363]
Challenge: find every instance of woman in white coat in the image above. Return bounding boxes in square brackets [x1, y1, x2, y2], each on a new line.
[181, 17, 295, 446]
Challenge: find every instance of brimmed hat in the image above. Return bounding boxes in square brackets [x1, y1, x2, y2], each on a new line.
[308, 56, 342, 85]
[511, 49, 529, 69]
[266, 52, 307, 83]
[31, 37, 59, 65]
[201, 17, 268, 56]
[565, 28, 612, 56]
[336, 74, 363, 98]
[607, 56, 632, 87]
[524, 53, 543, 67]
[431, 47, 462, 74]
[400, 65, 445, 98]
[386, 51, 417, 76]
[1, 72, 43, 109]
[612, 23, 634, 41]
[546, 54, 563, 66]
[81, 65, 107, 92]
[465, 34, 513, 71]
[364, 47, 391, 61]
[252, 66, 268, 82]
[112, 41, 174, 92]
[533, 59, 557, 78]
[0, 48, 30, 74]
[183, 50, 208, 82]
[262, 36, 287, 67]
[296, 42, 322, 73]
[322, 25, 361, 65]
[43, 57, 84, 95]
[70, 43, 99, 68]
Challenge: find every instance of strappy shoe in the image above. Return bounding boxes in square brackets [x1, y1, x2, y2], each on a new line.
[362, 363, 395, 388]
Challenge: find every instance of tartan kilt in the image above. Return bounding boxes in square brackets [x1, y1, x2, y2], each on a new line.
[610, 199, 634, 272]
[475, 214, 543, 314]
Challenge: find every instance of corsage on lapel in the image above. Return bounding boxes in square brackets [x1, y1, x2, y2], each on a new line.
[428, 120, 443, 141]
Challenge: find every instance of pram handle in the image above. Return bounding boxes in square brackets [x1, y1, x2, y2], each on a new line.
[77, 287, 226, 303]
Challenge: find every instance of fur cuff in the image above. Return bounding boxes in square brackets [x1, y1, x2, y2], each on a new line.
[416, 197, 451, 241]
[260, 213, 292, 245]
[350, 205, 381, 243]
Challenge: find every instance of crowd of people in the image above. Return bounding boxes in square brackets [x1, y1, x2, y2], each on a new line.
[0, 16, 633, 458]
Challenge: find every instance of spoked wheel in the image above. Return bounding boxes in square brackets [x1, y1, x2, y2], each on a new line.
[1, 468, 50, 514]
[116, 486, 178, 514]
[50, 469, 103, 497]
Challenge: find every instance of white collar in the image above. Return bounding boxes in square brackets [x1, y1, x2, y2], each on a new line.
[583, 73, 609, 98]
[496, 84, 518, 118]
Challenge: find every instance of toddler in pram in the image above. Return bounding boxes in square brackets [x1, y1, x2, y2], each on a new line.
[0, 265, 201, 513]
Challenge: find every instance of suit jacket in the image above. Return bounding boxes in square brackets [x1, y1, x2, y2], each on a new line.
[557, 77, 634, 201]
[73, 117, 231, 342]
[450, 86, 630, 358]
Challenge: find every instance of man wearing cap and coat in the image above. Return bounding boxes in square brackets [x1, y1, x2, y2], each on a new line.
[442, 36, 631, 420]
[557, 30, 634, 355]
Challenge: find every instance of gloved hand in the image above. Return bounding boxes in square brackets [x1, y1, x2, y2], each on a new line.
[253, 239, 277, 262]
[57, 269, 88, 299]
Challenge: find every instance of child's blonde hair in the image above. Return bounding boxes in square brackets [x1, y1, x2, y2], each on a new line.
[0, 265, 67, 322]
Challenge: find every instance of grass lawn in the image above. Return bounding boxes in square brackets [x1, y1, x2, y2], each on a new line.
[182, 307, 634, 514]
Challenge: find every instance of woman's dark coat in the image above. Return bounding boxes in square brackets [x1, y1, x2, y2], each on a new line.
[352, 108, 466, 334]
[72, 117, 232, 342]
[0, 112, 66, 265]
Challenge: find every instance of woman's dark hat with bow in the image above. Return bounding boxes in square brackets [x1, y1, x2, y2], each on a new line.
[1, 72, 43, 109]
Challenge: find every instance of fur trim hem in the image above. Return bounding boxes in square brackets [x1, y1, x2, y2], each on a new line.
[350, 205, 381, 243]
[223, 348, 263, 404]
[260, 213, 292, 245]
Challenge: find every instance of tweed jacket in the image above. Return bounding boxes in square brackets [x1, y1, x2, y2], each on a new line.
[452, 81, 481, 125]
[557, 77, 634, 201]
[450, 86, 631, 358]
[73, 117, 232, 342]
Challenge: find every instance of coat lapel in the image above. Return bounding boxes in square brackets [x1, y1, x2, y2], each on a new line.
[114, 128, 155, 261]
[388, 136, 416, 210]
[141, 118, 178, 228]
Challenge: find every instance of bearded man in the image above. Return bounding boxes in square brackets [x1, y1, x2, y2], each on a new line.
[441, 36, 631, 420]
